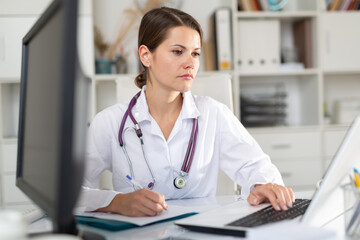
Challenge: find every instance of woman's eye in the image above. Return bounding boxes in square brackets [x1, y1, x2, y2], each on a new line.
[192, 52, 201, 57]
[172, 50, 182, 55]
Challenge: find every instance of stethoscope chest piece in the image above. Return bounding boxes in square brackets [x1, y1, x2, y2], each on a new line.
[174, 176, 186, 189]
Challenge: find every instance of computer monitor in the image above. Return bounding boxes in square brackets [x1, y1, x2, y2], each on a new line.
[16, 0, 103, 239]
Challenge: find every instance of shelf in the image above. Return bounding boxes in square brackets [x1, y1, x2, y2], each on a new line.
[322, 124, 351, 131]
[0, 82, 20, 139]
[94, 74, 135, 81]
[236, 11, 317, 19]
[321, 11, 360, 15]
[247, 124, 321, 134]
[323, 70, 360, 75]
[237, 68, 319, 77]
[0, 138, 17, 144]
[0, 78, 20, 84]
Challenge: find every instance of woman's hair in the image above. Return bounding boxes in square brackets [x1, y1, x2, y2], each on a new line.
[135, 7, 203, 88]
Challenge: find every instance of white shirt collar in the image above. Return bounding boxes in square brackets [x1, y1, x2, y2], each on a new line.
[181, 90, 201, 119]
[132, 86, 151, 123]
[133, 86, 201, 124]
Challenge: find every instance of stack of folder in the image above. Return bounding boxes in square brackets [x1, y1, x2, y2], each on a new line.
[240, 83, 287, 127]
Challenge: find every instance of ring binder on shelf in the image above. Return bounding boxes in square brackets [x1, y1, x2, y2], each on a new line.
[214, 8, 233, 71]
[237, 19, 280, 72]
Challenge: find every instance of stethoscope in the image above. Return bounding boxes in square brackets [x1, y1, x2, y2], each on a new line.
[118, 91, 199, 190]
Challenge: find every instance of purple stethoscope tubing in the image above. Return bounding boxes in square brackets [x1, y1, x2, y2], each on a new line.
[118, 91, 198, 189]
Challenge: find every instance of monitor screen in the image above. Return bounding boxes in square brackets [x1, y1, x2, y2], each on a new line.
[16, 0, 96, 237]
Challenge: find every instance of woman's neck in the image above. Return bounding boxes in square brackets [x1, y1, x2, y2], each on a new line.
[145, 84, 183, 140]
[145, 84, 182, 118]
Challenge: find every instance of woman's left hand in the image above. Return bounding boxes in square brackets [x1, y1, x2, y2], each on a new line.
[247, 183, 295, 211]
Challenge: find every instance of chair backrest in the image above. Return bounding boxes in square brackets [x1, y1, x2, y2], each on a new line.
[190, 72, 233, 112]
[116, 72, 233, 111]
[99, 73, 236, 195]
[189, 73, 236, 195]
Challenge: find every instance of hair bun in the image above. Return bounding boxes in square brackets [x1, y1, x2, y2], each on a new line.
[135, 70, 147, 89]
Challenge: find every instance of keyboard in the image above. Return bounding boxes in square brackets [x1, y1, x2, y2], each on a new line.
[226, 198, 311, 228]
[21, 208, 45, 224]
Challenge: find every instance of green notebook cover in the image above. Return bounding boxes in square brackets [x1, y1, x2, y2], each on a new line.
[76, 212, 198, 231]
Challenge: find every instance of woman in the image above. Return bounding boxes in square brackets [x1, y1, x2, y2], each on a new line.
[81, 7, 294, 217]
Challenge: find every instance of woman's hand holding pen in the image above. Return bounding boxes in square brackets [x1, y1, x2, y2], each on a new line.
[247, 183, 295, 211]
[103, 190, 168, 217]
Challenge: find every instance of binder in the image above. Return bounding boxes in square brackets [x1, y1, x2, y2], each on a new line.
[293, 19, 313, 68]
[76, 212, 198, 231]
[214, 8, 233, 71]
[237, 19, 280, 72]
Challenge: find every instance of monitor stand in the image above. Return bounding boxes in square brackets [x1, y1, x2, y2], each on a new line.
[81, 230, 106, 240]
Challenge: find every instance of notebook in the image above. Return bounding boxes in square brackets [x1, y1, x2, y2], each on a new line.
[176, 116, 360, 237]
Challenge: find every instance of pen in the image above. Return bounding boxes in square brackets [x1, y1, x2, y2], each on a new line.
[126, 175, 144, 190]
[125, 175, 168, 211]
[354, 168, 360, 188]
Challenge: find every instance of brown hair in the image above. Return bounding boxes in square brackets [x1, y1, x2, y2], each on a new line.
[135, 7, 203, 88]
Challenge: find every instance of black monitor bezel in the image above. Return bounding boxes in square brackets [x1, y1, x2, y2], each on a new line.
[16, 0, 80, 234]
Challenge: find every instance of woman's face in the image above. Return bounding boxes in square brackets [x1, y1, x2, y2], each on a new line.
[147, 26, 201, 93]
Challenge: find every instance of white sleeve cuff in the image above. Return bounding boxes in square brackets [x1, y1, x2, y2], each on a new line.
[241, 177, 284, 200]
[77, 186, 119, 212]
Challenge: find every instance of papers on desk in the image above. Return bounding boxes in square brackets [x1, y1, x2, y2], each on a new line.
[74, 197, 221, 231]
[74, 205, 197, 226]
[247, 220, 339, 240]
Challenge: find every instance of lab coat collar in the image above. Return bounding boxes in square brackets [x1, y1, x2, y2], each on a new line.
[132, 86, 151, 124]
[182, 90, 201, 119]
[132, 86, 201, 124]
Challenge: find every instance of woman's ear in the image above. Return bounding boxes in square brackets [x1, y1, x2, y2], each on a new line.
[138, 45, 151, 67]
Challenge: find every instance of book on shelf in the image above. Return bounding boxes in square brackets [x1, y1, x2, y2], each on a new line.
[238, 0, 253, 11]
[213, 8, 233, 71]
[203, 10, 217, 71]
[203, 41, 216, 71]
[329, 0, 342, 10]
[326, 0, 360, 10]
[293, 18, 312, 68]
[239, 0, 288, 12]
[250, 0, 262, 11]
[342, 0, 353, 10]
[355, 0, 360, 10]
[258, 0, 269, 11]
[348, 0, 358, 10]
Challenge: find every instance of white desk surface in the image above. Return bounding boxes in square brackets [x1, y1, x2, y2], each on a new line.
[28, 192, 351, 240]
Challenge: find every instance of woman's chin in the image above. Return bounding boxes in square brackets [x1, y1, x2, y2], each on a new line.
[179, 86, 192, 93]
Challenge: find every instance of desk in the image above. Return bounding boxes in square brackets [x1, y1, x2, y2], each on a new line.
[28, 192, 348, 240]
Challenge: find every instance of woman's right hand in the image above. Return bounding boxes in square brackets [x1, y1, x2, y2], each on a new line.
[97, 189, 168, 217]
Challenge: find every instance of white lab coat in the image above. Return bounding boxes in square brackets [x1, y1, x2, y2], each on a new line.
[79, 86, 283, 211]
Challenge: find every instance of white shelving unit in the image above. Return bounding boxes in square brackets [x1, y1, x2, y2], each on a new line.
[232, 0, 360, 190]
[0, 0, 52, 210]
[0, 0, 94, 209]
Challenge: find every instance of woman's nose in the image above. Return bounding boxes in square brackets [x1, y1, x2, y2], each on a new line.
[183, 54, 195, 69]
